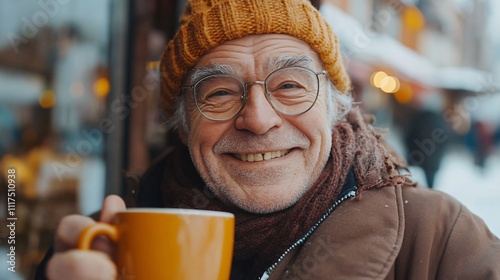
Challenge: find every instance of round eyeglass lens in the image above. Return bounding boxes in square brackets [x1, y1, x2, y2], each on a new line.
[265, 67, 320, 115]
[194, 74, 245, 120]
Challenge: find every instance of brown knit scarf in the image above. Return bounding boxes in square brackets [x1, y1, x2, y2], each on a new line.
[153, 108, 412, 279]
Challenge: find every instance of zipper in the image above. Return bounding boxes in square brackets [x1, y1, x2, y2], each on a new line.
[259, 188, 357, 280]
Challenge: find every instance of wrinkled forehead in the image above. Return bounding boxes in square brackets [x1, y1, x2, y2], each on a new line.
[185, 34, 324, 83]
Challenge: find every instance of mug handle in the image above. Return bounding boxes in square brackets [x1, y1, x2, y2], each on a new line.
[77, 223, 118, 250]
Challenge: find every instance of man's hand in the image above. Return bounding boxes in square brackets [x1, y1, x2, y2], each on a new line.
[46, 195, 126, 280]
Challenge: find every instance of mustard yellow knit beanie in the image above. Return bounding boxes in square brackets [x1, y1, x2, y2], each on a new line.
[160, 0, 351, 117]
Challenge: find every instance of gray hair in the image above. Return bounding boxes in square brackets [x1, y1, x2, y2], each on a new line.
[325, 78, 353, 127]
[165, 77, 353, 134]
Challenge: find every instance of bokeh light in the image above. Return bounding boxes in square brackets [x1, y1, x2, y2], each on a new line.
[403, 6, 425, 31]
[93, 77, 110, 97]
[39, 90, 56, 108]
[371, 71, 388, 88]
[394, 83, 413, 104]
[380, 76, 401, 93]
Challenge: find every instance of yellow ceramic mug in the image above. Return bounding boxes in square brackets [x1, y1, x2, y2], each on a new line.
[78, 208, 234, 280]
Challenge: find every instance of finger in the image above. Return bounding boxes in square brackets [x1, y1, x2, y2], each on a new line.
[54, 215, 95, 252]
[46, 250, 116, 280]
[100, 195, 126, 223]
[54, 215, 116, 255]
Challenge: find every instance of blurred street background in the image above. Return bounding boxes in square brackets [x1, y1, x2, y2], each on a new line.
[0, 0, 499, 279]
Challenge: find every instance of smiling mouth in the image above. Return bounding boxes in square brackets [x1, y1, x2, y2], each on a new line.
[233, 149, 291, 162]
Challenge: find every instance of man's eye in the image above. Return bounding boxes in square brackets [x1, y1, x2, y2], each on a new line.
[203, 89, 240, 101]
[278, 83, 300, 90]
[211, 90, 230, 96]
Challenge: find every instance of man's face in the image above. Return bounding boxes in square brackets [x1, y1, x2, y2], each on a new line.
[182, 34, 332, 214]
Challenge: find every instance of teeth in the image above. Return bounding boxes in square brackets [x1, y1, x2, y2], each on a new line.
[264, 152, 271, 160]
[235, 149, 290, 162]
[247, 154, 254, 162]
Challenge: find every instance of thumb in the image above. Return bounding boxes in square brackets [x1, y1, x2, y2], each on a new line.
[99, 195, 126, 223]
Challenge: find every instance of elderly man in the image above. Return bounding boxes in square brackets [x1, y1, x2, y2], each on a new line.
[38, 0, 500, 279]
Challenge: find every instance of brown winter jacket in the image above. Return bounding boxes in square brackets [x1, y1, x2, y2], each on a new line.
[265, 185, 500, 279]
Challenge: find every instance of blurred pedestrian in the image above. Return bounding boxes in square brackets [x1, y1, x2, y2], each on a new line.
[404, 109, 448, 188]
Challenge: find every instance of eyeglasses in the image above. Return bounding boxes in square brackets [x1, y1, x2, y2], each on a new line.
[182, 66, 327, 121]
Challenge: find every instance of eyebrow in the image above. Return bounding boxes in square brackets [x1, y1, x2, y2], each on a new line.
[187, 64, 237, 85]
[266, 55, 316, 71]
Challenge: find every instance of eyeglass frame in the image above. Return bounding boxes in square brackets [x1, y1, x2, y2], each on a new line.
[181, 66, 327, 122]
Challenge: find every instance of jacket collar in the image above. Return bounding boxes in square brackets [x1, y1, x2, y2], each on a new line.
[269, 185, 405, 279]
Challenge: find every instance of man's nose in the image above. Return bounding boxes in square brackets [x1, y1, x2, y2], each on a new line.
[234, 84, 282, 134]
